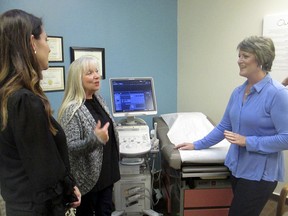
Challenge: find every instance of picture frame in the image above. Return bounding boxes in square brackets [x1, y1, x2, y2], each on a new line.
[70, 47, 106, 79]
[40, 66, 65, 92]
[47, 36, 64, 62]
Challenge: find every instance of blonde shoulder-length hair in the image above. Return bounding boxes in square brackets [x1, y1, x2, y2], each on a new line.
[58, 55, 100, 123]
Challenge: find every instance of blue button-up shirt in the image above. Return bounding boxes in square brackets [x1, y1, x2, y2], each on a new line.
[194, 74, 288, 182]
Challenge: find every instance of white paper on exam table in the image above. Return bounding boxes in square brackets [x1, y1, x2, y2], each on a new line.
[161, 112, 230, 163]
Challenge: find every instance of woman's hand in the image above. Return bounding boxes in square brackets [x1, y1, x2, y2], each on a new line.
[94, 120, 110, 144]
[224, 130, 246, 147]
[70, 186, 81, 208]
[174, 143, 195, 150]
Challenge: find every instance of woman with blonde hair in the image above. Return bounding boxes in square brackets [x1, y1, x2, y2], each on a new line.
[58, 56, 120, 216]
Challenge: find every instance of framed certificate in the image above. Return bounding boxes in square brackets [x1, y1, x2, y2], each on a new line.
[40, 66, 65, 92]
[47, 36, 64, 62]
[70, 47, 105, 79]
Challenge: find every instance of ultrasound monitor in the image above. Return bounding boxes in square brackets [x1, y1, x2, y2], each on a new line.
[109, 77, 157, 119]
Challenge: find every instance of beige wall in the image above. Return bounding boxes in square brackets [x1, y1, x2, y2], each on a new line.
[178, 0, 288, 194]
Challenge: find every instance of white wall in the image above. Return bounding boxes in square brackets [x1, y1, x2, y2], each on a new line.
[178, 0, 288, 194]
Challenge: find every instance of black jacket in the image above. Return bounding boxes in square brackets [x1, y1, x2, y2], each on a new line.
[0, 89, 75, 214]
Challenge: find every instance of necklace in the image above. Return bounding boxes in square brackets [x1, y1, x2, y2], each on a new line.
[245, 85, 251, 96]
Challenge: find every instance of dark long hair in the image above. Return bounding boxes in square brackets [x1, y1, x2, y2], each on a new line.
[0, 9, 56, 134]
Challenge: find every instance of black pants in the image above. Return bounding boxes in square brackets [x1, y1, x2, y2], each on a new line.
[6, 195, 66, 216]
[76, 185, 113, 216]
[228, 175, 277, 216]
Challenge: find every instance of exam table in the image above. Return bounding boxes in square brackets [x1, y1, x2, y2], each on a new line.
[153, 113, 233, 216]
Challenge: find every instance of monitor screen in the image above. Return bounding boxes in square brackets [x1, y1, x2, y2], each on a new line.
[109, 77, 157, 118]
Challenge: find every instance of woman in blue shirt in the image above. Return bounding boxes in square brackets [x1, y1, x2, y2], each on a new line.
[175, 36, 288, 216]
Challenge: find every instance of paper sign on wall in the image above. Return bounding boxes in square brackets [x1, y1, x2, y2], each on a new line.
[263, 13, 288, 83]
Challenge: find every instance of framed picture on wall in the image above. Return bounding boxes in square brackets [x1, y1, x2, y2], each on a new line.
[40, 66, 65, 92]
[70, 47, 105, 79]
[47, 36, 64, 62]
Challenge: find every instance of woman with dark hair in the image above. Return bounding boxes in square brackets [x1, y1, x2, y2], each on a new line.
[175, 36, 288, 216]
[0, 9, 81, 216]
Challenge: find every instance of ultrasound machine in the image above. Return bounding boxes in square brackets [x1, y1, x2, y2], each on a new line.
[110, 77, 161, 216]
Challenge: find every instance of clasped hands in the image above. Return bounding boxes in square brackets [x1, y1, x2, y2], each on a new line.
[94, 120, 110, 144]
[174, 130, 246, 150]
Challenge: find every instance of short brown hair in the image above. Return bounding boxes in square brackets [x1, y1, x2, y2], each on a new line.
[237, 36, 275, 72]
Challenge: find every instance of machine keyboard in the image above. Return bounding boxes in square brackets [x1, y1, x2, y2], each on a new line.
[116, 125, 151, 156]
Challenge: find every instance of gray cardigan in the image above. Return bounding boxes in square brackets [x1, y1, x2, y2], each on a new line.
[60, 94, 119, 195]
